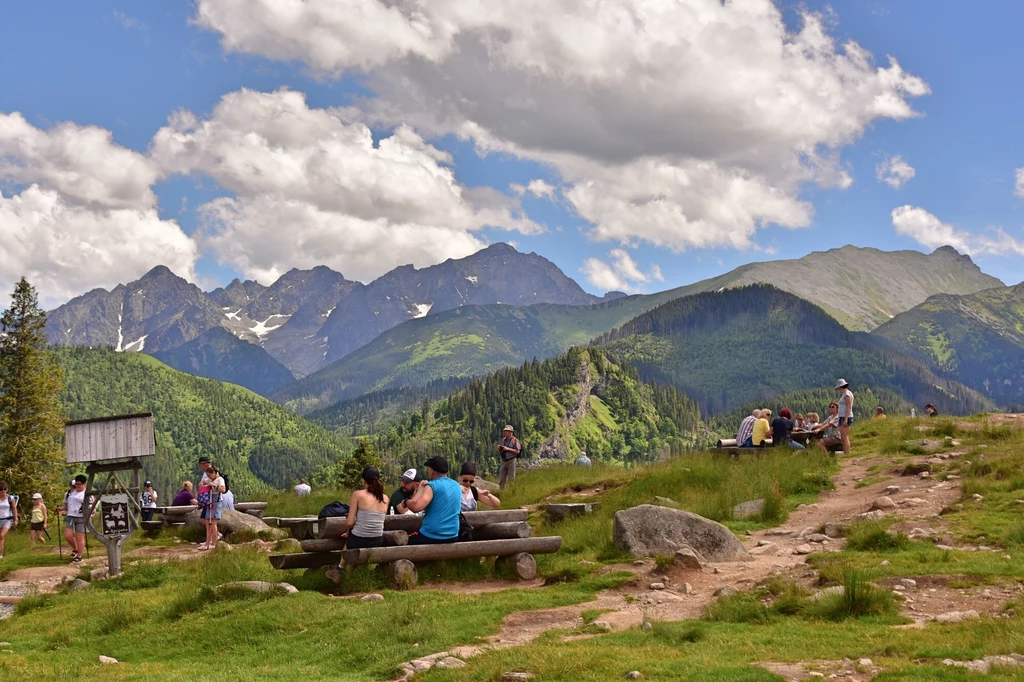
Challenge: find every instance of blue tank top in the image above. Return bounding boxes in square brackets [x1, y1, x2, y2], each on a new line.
[420, 477, 461, 540]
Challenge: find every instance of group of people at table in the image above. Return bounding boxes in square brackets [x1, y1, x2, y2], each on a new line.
[337, 425, 522, 551]
[736, 379, 856, 455]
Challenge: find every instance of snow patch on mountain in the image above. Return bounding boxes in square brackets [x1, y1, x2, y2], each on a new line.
[123, 335, 148, 352]
[413, 303, 432, 319]
[465, 275, 478, 284]
[224, 308, 243, 321]
[250, 314, 291, 338]
[115, 303, 124, 352]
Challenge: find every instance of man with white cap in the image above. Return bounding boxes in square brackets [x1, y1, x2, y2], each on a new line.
[388, 468, 424, 515]
[497, 425, 522, 490]
[835, 379, 854, 455]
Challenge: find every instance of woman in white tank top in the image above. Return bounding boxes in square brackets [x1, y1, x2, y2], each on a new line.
[344, 466, 389, 550]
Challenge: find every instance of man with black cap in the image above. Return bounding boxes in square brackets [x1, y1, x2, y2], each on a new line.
[497, 425, 522, 490]
[388, 468, 424, 515]
[404, 456, 461, 544]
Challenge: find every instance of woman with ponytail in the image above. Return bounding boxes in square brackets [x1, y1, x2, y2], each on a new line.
[343, 466, 389, 549]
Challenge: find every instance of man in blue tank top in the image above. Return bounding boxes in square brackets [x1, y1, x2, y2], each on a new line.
[405, 456, 461, 545]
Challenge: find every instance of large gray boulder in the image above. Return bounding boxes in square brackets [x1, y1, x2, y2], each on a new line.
[185, 508, 271, 535]
[613, 505, 750, 561]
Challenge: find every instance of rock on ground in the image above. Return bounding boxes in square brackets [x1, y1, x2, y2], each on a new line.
[98, 655, 118, 664]
[871, 496, 896, 510]
[673, 548, 704, 570]
[68, 579, 91, 592]
[501, 673, 536, 682]
[613, 505, 750, 561]
[186, 508, 271, 535]
[935, 610, 980, 623]
[216, 581, 298, 595]
[434, 657, 467, 669]
[732, 499, 764, 520]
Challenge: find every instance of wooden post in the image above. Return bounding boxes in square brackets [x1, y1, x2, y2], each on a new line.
[270, 551, 342, 570]
[301, 530, 408, 552]
[338, 536, 562, 566]
[386, 559, 418, 590]
[495, 552, 537, 580]
[472, 522, 532, 541]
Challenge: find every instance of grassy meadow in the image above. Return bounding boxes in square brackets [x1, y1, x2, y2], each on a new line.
[5, 415, 1024, 680]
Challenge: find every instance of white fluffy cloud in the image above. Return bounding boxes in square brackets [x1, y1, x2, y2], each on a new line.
[0, 113, 195, 304]
[196, 0, 929, 254]
[0, 186, 197, 306]
[1015, 168, 1024, 199]
[0, 113, 160, 209]
[151, 88, 538, 283]
[581, 248, 663, 293]
[876, 155, 916, 189]
[891, 205, 1024, 256]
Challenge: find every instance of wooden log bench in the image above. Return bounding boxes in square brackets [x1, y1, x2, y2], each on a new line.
[314, 509, 529, 540]
[544, 503, 601, 522]
[234, 502, 268, 519]
[334, 536, 563, 588]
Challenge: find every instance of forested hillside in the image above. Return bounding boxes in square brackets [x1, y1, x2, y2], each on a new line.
[596, 285, 993, 417]
[56, 347, 351, 496]
[872, 283, 1024, 409]
[314, 347, 709, 479]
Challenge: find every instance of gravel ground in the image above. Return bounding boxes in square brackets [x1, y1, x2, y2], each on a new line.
[0, 603, 14, 620]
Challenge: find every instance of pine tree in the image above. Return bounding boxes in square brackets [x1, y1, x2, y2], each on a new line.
[0, 278, 66, 501]
[338, 439, 382, 490]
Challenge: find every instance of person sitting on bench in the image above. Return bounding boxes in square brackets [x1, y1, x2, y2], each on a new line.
[342, 466, 389, 549]
[404, 456, 460, 545]
[459, 462, 500, 511]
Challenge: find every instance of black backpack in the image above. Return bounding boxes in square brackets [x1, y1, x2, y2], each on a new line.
[457, 513, 474, 542]
[318, 501, 350, 518]
[221, 472, 230, 493]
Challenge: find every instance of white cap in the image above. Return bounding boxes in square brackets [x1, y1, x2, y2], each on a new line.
[835, 378, 849, 389]
[32, 492, 43, 499]
[401, 468, 418, 483]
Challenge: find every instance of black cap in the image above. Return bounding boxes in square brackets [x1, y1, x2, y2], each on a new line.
[423, 456, 449, 474]
[144, 480, 152, 486]
[460, 462, 477, 477]
[198, 456, 211, 464]
[361, 466, 380, 482]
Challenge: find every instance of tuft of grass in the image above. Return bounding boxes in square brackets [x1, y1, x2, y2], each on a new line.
[845, 522, 911, 552]
[758, 482, 786, 524]
[650, 621, 706, 645]
[704, 590, 776, 625]
[97, 596, 147, 634]
[804, 567, 898, 621]
[94, 561, 170, 592]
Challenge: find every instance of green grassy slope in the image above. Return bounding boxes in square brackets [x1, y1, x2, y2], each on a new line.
[596, 285, 994, 416]
[871, 283, 1024, 409]
[56, 347, 351, 496]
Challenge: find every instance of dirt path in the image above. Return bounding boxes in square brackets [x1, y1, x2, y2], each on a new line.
[392, 449, 971, 680]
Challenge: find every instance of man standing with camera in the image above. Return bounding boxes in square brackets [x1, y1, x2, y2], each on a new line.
[497, 425, 522, 490]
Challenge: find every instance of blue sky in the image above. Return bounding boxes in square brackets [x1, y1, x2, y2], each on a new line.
[2, 0, 1023, 306]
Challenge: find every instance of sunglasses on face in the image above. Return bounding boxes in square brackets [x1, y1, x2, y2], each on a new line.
[461, 477, 475, 484]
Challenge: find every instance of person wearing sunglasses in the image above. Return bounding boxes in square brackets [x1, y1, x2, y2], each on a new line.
[458, 462, 500, 512]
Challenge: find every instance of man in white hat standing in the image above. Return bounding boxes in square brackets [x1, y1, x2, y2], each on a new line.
[835, 379, 854, 455]
[497, 425, 522, 490]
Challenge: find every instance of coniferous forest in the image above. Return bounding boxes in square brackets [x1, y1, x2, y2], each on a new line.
[56, 347, 352, 496]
